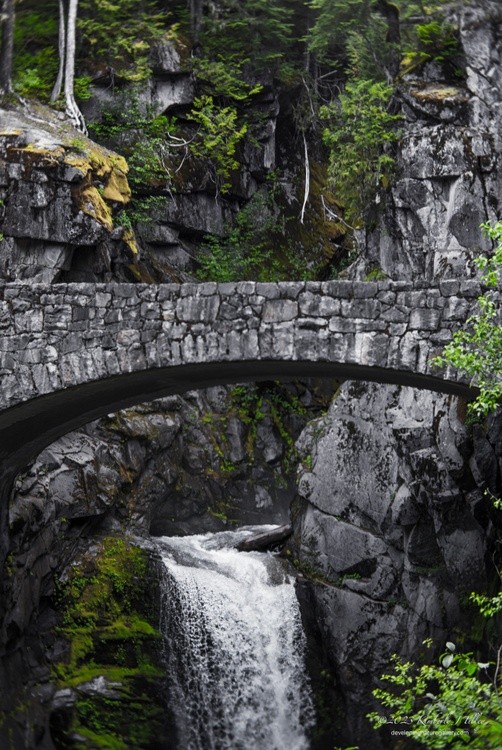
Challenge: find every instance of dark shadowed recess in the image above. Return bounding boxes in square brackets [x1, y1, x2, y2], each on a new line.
[0, 359, 475, 474]
[0, 358, 475, 566]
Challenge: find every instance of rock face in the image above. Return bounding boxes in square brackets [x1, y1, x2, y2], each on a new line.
[358, 0, 502, 282]
[0, 107, 139, 284]
[78, 35, 282, 280]
[290, 382, 497, 747]
[288, 3, 502, 747]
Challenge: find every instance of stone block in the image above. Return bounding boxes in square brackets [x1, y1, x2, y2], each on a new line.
[262, 299, 298, 323]
[409, 308, 441, 330]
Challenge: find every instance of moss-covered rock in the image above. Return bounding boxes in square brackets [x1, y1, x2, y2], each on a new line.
[50, 537, 172, 750]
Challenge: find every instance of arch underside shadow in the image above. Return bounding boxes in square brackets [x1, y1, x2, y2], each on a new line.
[0, 359, 474, 479]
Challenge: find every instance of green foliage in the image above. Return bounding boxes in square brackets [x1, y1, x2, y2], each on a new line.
[415, 20, 459, 62]
[307, 0, 374, 66]
[370, 486, 502, 749]
[195, 189, 295, 282]
[192, 55, 263, 102]
[433, 221, 502, 419]
[200, 0, 295, 68]
[12, 9, 58, 99]
[74, 75, 93, 101]
[368, 640, 502, 749]
[345, 15, 397, 82]
[365, 266, 388, 281]
[470, 590, 502, 619]
[89, 95, 177, 191]
[400, 17, 460, 74]
[115, 196, 165, 231]
[229, 382, 308, 471]
[78, 0, 166, 82]
[57, 538, 149, 639]
[188, 95, 247, 194]
[321, 78, 401, 226]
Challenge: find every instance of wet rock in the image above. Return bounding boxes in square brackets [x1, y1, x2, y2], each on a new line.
[236, 523, 292, 552]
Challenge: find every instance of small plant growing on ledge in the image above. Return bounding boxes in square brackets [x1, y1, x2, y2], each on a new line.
[433, 220, 502, 419]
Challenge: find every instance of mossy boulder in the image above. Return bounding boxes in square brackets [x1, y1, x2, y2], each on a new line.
[50, 537, 173, 750]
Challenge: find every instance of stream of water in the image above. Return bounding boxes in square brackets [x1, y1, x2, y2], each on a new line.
[156, 526, 315, 750]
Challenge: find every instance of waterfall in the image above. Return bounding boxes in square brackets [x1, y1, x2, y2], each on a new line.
[157, 526, 315, 750]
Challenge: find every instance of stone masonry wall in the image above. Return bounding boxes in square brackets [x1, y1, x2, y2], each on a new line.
[0, 279, 492, 412]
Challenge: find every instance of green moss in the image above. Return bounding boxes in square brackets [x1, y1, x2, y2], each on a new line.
[72, 726, 127, 750]
[53, 537, 170, 748]
[364, 266, 388, 281]
[99, 615, 160, 640]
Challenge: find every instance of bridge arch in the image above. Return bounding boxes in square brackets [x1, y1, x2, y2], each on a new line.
[0, 357, 475, 480]
[0, 277, 485, 560]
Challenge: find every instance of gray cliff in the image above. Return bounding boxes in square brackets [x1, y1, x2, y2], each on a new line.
[290, 2, 502, 746]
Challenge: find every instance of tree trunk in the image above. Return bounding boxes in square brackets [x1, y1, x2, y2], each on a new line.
[0, 0, 15, 94]
[64, 0, 87, 133]
[189, 0, 203, 42]
[50, 0, 66, 103]
[375, 0, 401, 79]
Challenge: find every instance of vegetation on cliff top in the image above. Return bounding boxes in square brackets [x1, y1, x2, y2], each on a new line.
[434, 220, 502, 419]
[1, 0, 462, 280]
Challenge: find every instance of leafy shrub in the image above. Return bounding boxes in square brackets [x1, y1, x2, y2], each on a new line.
[433, 221, 502, 419]
[368, 640, 502, 749]
[195, 187, 319, 282]
[115, 196, 165, 231]
[200, 0, 294, 68]
[416, 20, 459, 62]
[192, 56, 262, 102]
[321, 78, 401, 226]
[188, 95, 248, 194]
[73, 75, 93, 101]
[12, 9, 58, 99]
[78, 0, 166, 81]
[88, 94, 177, 191]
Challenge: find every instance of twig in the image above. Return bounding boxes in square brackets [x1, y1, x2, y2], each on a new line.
[321, 195, 356, 232]
[300, 132, 310, 225]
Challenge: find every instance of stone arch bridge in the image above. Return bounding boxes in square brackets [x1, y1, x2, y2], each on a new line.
[0, 277, 487, 485]
[0, 276, 494, 564]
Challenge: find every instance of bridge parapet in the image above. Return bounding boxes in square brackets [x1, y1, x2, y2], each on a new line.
[0, 279, 490, 414]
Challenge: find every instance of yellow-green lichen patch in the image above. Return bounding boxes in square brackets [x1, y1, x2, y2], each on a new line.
[0, 128, 22, 137]
[73, 182, 114, 230]
[102, 168, 131, 205]
[122, 226, 139, 255]
[7, 144, 65, 173]
[61, 139, 132, 230]
[411, 84, 467, 103]
[63, 143, 132, 210]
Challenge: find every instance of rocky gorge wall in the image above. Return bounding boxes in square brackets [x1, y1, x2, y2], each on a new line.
[0, 1, 501, 749]
[289, 2, 502, 747]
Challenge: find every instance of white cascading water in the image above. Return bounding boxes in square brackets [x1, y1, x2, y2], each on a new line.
[156, 526, 315, 750]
